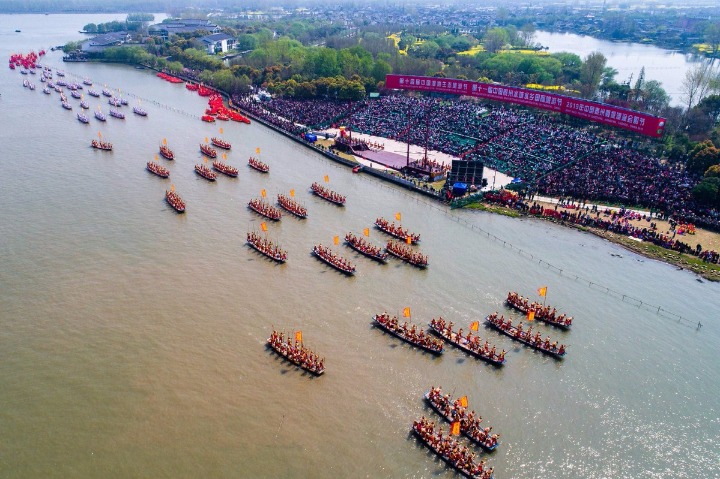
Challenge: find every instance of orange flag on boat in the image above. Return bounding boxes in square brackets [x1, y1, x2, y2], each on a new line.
[203, 157, 207, 163]
[451, 421, 461, 436]
[222, 153, 227, 160]
[219, 127, 223, 134]
[261, 189, 266, 198]
[402, 307, 411, 318]
[538, 286, 547, 297]
[294, 331, 302, 343]
[163, 138, 167, 145]
[171, 184, 175, 192]
[470, 321, 479, 331]
[406, 236, 412, 245]
[154, 154, 159, 161]
[98, 131, 102, 138]
[395, 212, 401, 221]
[205, 137, 208, 143]
[527, 311, 535, 321]
[260, 222, 267, 232]
[255, 147, 260, 154]
[363, 228, 369, 237]
[324, 175, 329, 183]
[290, 189, 295, 197]
[333, 235, 339, 245]
[459, 395, 468, 408]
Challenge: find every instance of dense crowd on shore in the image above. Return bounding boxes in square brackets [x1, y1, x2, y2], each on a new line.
[232, 93, 719, 233]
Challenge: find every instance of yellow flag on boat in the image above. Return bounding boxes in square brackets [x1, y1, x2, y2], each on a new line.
[295, 331, 302, 343]
[324, 175, 329, 183]
[333, 235, 339, 245]
[395, 212, 401, 221]
[527, 311, 535, 321]
[402, 307, 411, 318]
[290, 189, 295, 197]
[406, 236, 412, 245]
[538, 286, 547, 297]
[256, 147, 260, 154]
[203, 157, 207, 163]
[261, 189, 266, 198]
[205, 137, 208, 143]
[98, 131, 102, 138]
[459, 396, 468, 408]
[219, 127, 223, 134]
[470, 321, 479, 331]
[363, 228, 369, 237]
[260, 222, 267, 232]
[163, 138, 167, 145]
[222, 153, 227, 160]
[451, 421, 461, 436]
[154, 154, 159, 161]
[171, 184, 175, 192]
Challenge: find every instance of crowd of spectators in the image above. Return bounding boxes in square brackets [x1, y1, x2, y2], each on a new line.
[231, 92, 719, 232]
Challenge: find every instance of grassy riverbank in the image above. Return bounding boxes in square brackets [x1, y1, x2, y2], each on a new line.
[464, 201, 720, 282]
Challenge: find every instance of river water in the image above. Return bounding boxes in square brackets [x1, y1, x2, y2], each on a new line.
[535, 30, 710, 107]
[1, 15, 719, 479]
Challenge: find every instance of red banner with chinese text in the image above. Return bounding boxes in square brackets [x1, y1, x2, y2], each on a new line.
[385, 74, 666, 138]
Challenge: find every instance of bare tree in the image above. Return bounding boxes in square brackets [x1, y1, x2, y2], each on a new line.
[519, 23, 536, 47]
[681, 63, 718, 111]
[579, 51, 607, 99]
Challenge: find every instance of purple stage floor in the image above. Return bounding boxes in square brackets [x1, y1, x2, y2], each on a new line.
[354, 149, 408, 169]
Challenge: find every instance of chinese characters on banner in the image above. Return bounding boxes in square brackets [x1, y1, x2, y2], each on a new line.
[384, 74, 666, 138]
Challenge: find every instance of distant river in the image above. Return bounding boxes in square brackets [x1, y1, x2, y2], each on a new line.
[1, 14, 719, 479]
[535, 30, 710, 107]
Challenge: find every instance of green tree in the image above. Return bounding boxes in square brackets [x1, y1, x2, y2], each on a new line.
[687, 146, 720, 175]
[371, 59, 392, 83]
[692, 177, 720, 206]
[704, 22, 720, 55]
[705, 164, 720, 177]
[483, 28, 509, 54]
[579, 51, 607, 99]
[83, 23, 98, 33]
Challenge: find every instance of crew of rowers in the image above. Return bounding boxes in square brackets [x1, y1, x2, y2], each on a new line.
[413, 417, 494, 479]
[195, 163, 217, 180]
[200, 143, 217, 158]
[91, 139, 112, 150]
[386, 240, 428, 266]
[506, 292, 573, 326]
[268, 329, 324, 374]
[375, 313, 443, 352]
[165, 190, 185, 211]
[314, 244, 355, 272]
[147, 161, 170, 177]
[311, 182, 346, 203]
[375, 217, 421, 243]
[159, 145, 174, 159]
[278, 194, 307, 216]
[429, 317, 505, 362]
[487, 312, 566, 355]
[248, 198, 282, 220]
[248, 156, 269, 171]
[213, 160, 239, 176]
[211, 137, 231, 149]
[247, 232, 287, 261]
[427, 386, 500, 450]
[346, 233, 387, 259]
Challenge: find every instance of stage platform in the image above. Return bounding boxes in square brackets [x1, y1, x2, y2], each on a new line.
[352, 149, 408, 170]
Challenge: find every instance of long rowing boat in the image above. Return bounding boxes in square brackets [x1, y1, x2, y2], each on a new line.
[345, 233, 388, 262]
[267, 330, 324, 375]
[248, 198, 282, 221]
[412, 417, 494, 479]
[200, 143, 217, 158]
[485, 313, 567, 359]
[277, 194, 307, 218]
[247, 232, 287, 263]
[372, 314, 443, 354]
[428, 319, 505, 366]
[248, 156, 269, 173]
[210, 137, 231, 149]
[386, 240, 428, 268]
[310, 182, 345, 205]
[312, 244, 355, 275]
[505, 292, 572, 329]
[194, 164, 217, 181]
[165, 189, 185, 213]
[423, 387, 501, 452]
[374, 217, 420, 243]
[147, 161, 169, 178]
[212, 160, 239, 177]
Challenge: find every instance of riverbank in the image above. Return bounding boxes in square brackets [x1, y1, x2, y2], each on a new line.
[467, 199, 720, 282]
